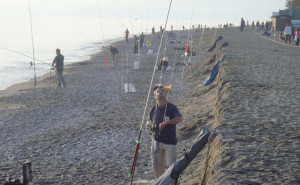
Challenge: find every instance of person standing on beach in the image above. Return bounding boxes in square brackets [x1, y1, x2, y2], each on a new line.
[140, 32, 145, 47]
[52, 48, 66, 88]
[284, 24, 292, 44]
[240, 18, 245, 32]
[125, 28, 129, 43]
[110, 46, 119, 67]
[295, 29, 300, 46]
[133, 35, 138, 54]
[148, 85, 183, 177]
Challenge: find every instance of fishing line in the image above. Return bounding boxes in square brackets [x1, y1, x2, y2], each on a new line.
[98, 7, 109, 69]
[28, 0, 37, 97]
[181, 0, 197, 81]
[73, 26, 102, 51]
[129, 0, 173, 184]
[0, 47, 52, 66]
[169, 31, 181, 85]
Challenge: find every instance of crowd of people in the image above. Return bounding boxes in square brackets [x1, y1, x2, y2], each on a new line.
[239, 18, 299, 46]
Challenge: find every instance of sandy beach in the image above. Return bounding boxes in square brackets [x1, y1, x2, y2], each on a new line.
[1, 26, 300, 185]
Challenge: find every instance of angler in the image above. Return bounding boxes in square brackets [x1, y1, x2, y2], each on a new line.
[148, 85, 183, 177]
[52, 48, 66, 88]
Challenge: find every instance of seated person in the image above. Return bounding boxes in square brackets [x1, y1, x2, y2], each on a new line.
[264, 29, 272, 37]
[158, 59, 168, 70]
[279, 33, 285, 41]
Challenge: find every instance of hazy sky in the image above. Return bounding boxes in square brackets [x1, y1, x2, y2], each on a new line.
[0, 0, 286, 26]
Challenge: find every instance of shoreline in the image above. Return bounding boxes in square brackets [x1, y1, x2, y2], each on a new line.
[0, 36, 125, 92]
[1, 27, 299, 185]
[0, 29, 213, 184]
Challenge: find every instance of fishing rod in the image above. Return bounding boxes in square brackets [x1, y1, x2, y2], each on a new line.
[128, 0, 173, 184]
[0, 47, 52, 67]
[28, 0, 37, 98]
[98, 7, 109, 70]
[181, 0, 197, 81]
[73, 26, 103, 51]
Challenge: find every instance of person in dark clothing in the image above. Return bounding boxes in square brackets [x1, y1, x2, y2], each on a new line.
[291, 24, 295, 40]
[240, 18, 245, 32]
[52, 48, 66, 88]
[148, 85, 183, 177]
[140, 32, 145, 47]
[110, 46, 119, 67]
[133, 35, 138, 54]
[152, 27, 155, 35]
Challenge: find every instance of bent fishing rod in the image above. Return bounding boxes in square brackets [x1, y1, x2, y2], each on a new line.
[73, 26, 103, 51]
[0, 47, 53, 67]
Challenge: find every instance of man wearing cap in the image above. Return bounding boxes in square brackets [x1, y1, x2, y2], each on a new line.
[148, 85, 183, 177]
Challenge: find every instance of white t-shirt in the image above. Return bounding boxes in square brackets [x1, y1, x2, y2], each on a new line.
[284, 26, 292, 35]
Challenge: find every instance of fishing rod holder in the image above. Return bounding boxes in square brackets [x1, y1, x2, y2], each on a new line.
[22, 162, 33, 185]
[3, 161, 33, 185]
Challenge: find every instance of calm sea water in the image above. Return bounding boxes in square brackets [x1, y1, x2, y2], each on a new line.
[0, 13, 192, 90]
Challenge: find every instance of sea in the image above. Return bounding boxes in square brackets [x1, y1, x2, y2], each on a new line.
[0, 15, 108, 90]
[0, 14, 184, 90]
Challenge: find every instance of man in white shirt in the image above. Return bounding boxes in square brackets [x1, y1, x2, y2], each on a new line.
[284, 23, 292, 44]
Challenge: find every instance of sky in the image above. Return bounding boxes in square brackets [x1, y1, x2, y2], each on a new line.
[0, 0, 287, 27]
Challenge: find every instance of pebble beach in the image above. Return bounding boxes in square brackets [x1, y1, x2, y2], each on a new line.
[0, 27, 300, 185]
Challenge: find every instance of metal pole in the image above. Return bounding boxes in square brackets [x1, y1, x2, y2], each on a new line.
[290, 0, 292, 16]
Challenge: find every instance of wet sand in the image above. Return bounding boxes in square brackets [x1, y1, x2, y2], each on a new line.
[1, 27, 299, 185]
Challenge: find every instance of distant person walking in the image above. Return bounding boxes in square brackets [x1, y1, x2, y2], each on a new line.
[52, 48, 66, 88]
[152, 27, 155, 35]
[284, 24, 292, 44]
[125, 28, 129, 42]
[110, 46, 119, 67]
[240, 18, 245, 32]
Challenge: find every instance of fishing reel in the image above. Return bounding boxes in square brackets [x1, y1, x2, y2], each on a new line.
[146, 121, 155, 134]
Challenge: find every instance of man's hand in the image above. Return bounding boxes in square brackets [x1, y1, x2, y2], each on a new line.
[159, 122, 168, 132]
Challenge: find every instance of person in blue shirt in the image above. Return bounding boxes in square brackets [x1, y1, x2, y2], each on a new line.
[148, 85, 183, 177]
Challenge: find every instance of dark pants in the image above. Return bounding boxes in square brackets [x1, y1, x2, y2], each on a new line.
[134, 45, 138, 54]
[285, 35, 291, 44]
[125, 35, 128, 42]
[56, 70, 66, 88]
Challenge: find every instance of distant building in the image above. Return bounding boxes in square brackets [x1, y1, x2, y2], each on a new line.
[271, 15, 292, 31]
[272, 12, 279, 16]
[279, 9, 300, 20]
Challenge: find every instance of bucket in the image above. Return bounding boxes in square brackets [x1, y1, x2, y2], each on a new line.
[124, 84, 136, 93]
[134, 62, 140, 70]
